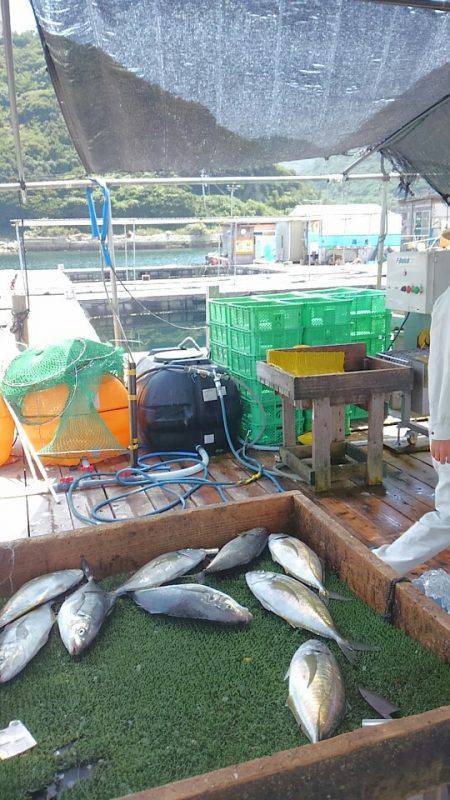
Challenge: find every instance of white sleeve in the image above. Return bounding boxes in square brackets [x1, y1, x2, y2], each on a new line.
[428, 288, 450, 440]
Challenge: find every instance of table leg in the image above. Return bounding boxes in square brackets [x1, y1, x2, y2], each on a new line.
[281, 397, 297, 447]
[312, 397, 332, 491]
[367, 392, 385, 485]
[332, 405, 346, 443]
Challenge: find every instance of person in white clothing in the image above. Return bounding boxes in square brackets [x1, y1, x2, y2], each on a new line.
[373, 286, 450, 575]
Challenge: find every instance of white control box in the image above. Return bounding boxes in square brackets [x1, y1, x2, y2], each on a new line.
[386, 251, 450, 313]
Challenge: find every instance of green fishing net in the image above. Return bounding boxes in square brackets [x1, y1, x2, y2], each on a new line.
[2, 338, 126, 459]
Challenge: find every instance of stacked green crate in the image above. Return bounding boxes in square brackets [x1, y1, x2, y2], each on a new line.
[209, 297, 305, 445]
[325, 288, 392, 422]
[209, 292, 357, 445]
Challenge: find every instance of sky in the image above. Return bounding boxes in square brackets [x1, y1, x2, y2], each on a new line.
[10, 0, 36, 32]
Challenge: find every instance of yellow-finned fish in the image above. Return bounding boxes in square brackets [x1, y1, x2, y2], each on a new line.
[285, 639, 345, 743]
[268, 534, 348, 601]
[246, 571, 374, 663]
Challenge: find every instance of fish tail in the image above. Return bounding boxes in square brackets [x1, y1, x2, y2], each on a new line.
[337, 637, 379, 665]
[80, 556, 93, 582]
[322, 590, 352, 603]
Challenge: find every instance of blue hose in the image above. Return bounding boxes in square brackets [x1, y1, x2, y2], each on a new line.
[66, 367, 284, 524]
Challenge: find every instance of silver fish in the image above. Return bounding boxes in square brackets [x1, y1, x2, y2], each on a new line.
[199, 528, 269, 577]
[132, 584, 253, 625]
[285, 640, 345, 743]
[58, 568, 115, 656]
[268, 534, 348, 601]
[0, 603, 55, 683]
[246, 571, 372, 663]
[113, 549, 208, 597]
[0, 570, 84, 628]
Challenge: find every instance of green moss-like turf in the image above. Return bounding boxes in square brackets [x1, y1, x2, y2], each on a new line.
[0, 556, 448, 800]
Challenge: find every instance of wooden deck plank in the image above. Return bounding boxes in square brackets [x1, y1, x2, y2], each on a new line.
[0, 454, 29, 541]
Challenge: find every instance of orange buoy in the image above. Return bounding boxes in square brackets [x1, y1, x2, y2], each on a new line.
[22, 375, 129, 465]
[0, 395, 15, 466]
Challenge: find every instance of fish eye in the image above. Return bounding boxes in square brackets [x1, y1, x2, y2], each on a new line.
[76, 626, 87, 639]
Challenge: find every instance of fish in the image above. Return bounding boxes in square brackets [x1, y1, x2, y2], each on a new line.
[58, 561, 115, 656]
[132, 584, 253, 625]
[195, 528, 269, 580]
[0, 603, 55, 683]
[113, 548, 208, 597]
[285, 639, 345, 743]
[245, 571, 373, 663]
[0, 570, 84, 628]
[268, 534, 348, 601]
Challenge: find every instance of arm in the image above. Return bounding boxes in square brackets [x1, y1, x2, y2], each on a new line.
[428, 289, 450, 462]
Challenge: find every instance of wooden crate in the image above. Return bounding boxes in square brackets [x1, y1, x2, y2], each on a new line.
[0, 491, 448, 800]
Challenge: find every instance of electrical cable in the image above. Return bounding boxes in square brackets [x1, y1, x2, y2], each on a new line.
[389, 312, 410, 349]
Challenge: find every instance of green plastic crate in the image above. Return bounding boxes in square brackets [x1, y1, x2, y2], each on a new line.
[350, 313, 389, 338]
[209, 322, 230, 348]
[241, 398, 304, 447]
[266, 292, 353, 328]
[302, 323, 352, 347]
[210, 341, 231, 369]
[226, 298, 303, 334]
[227, 325, 303, 360]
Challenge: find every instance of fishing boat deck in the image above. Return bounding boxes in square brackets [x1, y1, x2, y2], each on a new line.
[1, 424, 448, 581]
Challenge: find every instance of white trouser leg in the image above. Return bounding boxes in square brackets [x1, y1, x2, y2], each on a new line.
[373, 459, 450, 575]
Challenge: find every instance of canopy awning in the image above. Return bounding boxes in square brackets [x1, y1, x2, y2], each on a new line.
[29, 0, 450, 200]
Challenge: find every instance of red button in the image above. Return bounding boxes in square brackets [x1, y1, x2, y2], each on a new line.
[406, 286, 412, 293]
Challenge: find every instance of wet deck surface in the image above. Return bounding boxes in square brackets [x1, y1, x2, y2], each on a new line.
[1, 425, 449, 581]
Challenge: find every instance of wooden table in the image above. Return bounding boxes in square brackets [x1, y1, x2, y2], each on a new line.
[257, 344, 413, 491]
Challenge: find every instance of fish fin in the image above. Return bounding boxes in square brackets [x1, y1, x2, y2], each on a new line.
[188, 571, 206, 584]
[323, 590, 352, 602]
[304, 654, 318, 688]
[284, 667, 290, 681]
[80, 556, 93, 582]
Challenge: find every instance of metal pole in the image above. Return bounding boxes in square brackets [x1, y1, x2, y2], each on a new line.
[377, 157, 390, 289]
[124, 224, 128, 281]
[132, 222, 136, 280]
[0, 172, 413, 193]
[104, 190, 122, 347]
[0, 0, 26, 203]
[126, 357, 138, 468]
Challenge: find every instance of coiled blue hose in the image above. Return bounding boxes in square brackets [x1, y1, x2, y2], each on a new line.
[66, 367, 284, 524]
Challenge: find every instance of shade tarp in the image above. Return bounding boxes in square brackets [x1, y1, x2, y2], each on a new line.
[29, 1, 450, 198]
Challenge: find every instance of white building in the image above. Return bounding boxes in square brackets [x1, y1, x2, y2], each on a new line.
[289, 203, 402, 263]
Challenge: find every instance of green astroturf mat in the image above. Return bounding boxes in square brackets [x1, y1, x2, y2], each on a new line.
[0, 555, 449, 800]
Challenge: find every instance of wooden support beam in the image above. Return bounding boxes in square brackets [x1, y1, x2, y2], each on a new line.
[281, 397, 296, 446]
[367, 392, 386, 485]
[312, 397, 332, 491]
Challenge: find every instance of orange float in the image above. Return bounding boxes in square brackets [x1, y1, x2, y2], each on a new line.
[0, 395, 15, 466]
[22, 374, 129, 465]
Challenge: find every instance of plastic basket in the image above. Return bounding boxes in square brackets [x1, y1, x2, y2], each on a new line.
[302, 323, 352, 347]
[350, 313, 389, 338]
[227, 298, 303, 334]
[326, 288, 386, 316]
[268, 292, 353, 328]
[240, 399, 304, 447]
[209, 341, 231, 368]
[209, 322, 230, 348]
[227, 326, 303, 360]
